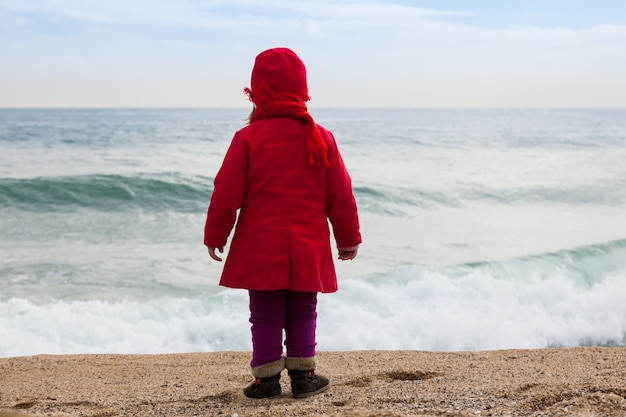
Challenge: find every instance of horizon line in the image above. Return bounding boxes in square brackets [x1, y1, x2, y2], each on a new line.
[2, 106, 626, 110]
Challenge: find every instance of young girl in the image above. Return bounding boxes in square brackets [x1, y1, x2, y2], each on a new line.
[204, 47, 361, 399]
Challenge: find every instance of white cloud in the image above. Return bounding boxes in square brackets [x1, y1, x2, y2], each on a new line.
[1, 0, 626, 107]
[1, 0, 471, 35]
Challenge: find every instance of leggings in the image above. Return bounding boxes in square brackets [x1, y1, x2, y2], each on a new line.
[248, 289, 318, 368]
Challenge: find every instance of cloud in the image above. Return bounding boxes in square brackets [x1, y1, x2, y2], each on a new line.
[1, 0, 625, 107]
[1, 0, 474, 40]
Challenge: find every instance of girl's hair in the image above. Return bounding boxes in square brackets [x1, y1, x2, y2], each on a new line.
[245, 106, 255, 125]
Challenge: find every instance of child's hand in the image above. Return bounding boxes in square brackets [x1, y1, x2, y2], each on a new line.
[208, 246, 224, 262]
[338, 249, 358, 260]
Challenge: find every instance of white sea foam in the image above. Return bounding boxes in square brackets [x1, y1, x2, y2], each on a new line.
[2, 251, 624, 357]
[0, 292, 250, 358]
[319, 261, 626, 351]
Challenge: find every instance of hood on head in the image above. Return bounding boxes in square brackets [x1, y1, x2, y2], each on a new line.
[248, 47, 310, 103]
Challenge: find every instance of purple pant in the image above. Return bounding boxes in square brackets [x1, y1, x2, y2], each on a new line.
[248, 290, 318, 368]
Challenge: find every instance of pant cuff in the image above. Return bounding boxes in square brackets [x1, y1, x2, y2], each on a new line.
[251, 357, 285, 378]
[285, 356, 317, 371]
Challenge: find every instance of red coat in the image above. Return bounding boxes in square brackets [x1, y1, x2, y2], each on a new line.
[204, 117, 361, 293]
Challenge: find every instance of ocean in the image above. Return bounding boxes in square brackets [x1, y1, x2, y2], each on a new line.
[1, 108, 625, 357]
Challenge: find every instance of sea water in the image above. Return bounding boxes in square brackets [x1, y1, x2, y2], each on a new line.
[1, 108, 625, 357]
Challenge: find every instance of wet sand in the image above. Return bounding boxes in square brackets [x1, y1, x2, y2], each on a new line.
[1, 347, 625, 416]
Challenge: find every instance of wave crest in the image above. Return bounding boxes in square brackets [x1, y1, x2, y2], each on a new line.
[0, 174, 212, 212]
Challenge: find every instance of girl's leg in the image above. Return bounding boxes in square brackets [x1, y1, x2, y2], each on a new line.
[248, 289, 286, 370]
[284, 291, 317, 359]
[245, 290, 286, 398]
[284, 291, 329, 397]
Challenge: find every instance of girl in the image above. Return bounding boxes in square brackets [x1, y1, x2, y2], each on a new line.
[204, 47, 361, 399]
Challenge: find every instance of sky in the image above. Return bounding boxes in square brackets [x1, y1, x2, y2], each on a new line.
[1, 0, 626, 108]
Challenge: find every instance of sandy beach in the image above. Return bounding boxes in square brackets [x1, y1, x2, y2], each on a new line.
[1, 347, 625, 416]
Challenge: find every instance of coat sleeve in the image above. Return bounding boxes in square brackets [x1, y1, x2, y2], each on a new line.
[323, 130, 362, 249]
[204, 132, 248, 248]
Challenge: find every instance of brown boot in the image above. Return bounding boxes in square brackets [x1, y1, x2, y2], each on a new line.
[285, 356, 330, 398]
[243, 374, 282, 399]
[244, 357, 284, 399]
[288, 369, 330, 398]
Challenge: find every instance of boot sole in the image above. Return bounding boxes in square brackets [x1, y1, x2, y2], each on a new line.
[244, 392, 282, 399]
[248, 394, 282, 399]
[292, 382, 330, 399]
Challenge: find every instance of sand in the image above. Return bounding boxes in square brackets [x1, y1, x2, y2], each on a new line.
[1, 347, 625, 416]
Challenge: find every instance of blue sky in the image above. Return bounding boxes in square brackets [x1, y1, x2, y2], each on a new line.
[1, 0, 625, 108]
